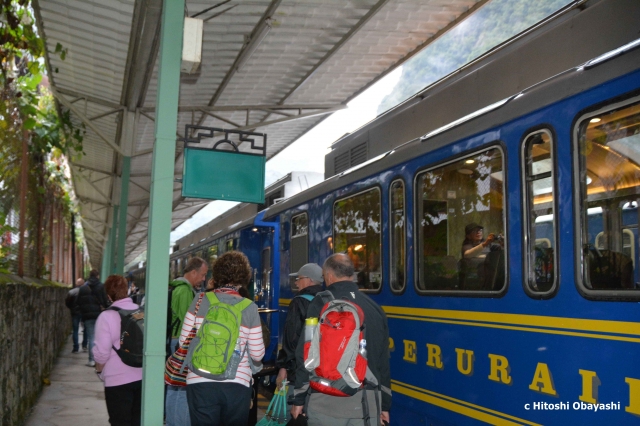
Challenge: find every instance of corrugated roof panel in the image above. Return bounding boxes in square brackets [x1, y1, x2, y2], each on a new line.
[35, 0, 488, 267]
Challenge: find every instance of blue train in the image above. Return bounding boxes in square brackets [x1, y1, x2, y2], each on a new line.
[132, 1, 640, 424]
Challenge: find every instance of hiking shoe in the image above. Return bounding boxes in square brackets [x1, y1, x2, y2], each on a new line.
[72, 349, 79, 353]
[86, 361, 96, 367]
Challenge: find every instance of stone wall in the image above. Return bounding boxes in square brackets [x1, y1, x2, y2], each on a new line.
[0, 275, 70, 426]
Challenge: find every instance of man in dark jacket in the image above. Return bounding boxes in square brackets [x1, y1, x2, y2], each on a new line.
[275, 263, 324, 411]
[76, 269, 109, 367]
[291, 253, 391, 426]
[65, 277, 87, 353]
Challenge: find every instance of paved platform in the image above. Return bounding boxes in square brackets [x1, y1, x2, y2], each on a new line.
[25, 332, 108, 426]
[25, 329, 271, 425]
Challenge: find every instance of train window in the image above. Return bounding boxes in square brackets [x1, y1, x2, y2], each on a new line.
[225, 238, 238, 252]
[523, 130, 557, 295]
[208, 245, 218, 271]
[290, 213, 309, 290]
[576, 100, 640, 294]
[176, 258, 183, 277]
[415, 148, 506, 293]
[334, 188, 382, 292]
[390, 180, 406, 293]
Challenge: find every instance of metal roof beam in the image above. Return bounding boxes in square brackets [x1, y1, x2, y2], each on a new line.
[141, 104, 344, 112]
[84, 232, 106, 246]
[72, 166, 113, 204]
[173, 202, 210, 212]
[71, 162, 117, 176]
[77, 196, 112, 208]
[52, 86, 123, 110]
[132, 148, 155, 158]
[235, 105, 346, 132]
[80, 217, 107, 239]
[52, 88, 125, 156]
[91, 175, 112, 185]
[121, 0, 163, 109]
[259, 108, 294, 117]
[199, 110, 242, 128]
[88, 107, 125, 122]
[129, 172, 181, 178]
[80, 209, 105, 224]
[129, 179, 150, 194]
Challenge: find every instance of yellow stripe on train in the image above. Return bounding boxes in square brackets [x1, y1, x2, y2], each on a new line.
[382, 306, 640, 342]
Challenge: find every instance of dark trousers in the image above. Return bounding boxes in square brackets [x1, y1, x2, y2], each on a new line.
[71, 314, 86, 351]
[186, 382, 252, 426]
[104, 380, 142, 426]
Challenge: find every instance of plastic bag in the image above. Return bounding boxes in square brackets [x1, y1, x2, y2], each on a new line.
[257, 383, 289, 426]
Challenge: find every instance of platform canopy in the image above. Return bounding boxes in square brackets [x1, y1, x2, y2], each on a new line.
[33, 0, 488, 269]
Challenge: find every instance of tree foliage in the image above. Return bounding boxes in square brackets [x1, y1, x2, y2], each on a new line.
[0, 0, 84, 276]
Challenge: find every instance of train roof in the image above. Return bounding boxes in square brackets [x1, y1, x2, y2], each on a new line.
[324, 0, 640, 178]
[263, 37, 640, 220]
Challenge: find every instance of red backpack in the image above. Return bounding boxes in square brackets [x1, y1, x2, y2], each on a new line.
[303, 292, 370, 397]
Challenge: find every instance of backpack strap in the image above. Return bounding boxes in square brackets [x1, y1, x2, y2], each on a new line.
[235, 297, 252, 312]
[206, 291, 220, 305]
[315, 290, 335, 305]
[296, 294, 314, 302]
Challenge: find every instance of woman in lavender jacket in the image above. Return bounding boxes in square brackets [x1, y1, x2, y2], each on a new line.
[94, 275, 143, 426]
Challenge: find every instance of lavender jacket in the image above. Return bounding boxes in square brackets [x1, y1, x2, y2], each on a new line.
[93, 297, 143, 387]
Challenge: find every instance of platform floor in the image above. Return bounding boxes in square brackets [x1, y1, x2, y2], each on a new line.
[26, 330, 271, 425]
[26, 332, 109, 425]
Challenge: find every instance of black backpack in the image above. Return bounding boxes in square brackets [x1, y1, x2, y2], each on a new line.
[110, 306, 145, 368]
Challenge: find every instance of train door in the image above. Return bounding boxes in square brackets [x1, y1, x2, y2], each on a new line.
[257, 246, 272, 308]
[256, 226, 279, 362]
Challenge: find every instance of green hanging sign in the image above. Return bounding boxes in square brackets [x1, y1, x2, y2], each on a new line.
[181, 126, 266, 203]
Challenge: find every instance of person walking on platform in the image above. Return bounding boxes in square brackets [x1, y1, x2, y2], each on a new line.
[94, 275, 143, 426]
[275, 263, 324, 414]
[65, 277, 87, 353]
[183, 251, 265, 426]
[291, 253, 392, 426]
[166, 257, 208, 426]
[77, 269, 109, 367]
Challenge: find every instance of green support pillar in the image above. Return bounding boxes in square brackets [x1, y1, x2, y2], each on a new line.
[141, 0, 183, 424]
[100, 235, 111, 283]
[116, 156, 131, 274]
[109, 204, 119, 275]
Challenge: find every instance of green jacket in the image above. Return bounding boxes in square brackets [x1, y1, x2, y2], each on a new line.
[170, 278, 197, 338]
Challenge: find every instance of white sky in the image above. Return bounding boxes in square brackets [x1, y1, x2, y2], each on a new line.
[168, 67, 403, 244]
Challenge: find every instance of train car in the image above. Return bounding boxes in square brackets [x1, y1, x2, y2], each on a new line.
[261, 25, 640, 426]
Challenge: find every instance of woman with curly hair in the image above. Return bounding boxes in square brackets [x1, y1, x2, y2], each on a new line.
[182, 251, 265, 426]
[93, 275, 143, 426]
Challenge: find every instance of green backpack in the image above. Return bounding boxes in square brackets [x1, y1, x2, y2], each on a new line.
[186, 293, 252, 380]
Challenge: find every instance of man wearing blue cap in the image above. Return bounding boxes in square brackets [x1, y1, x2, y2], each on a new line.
[275, 263, 324, 413]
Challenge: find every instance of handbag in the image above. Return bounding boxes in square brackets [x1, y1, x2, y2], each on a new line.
[164, 292, 204, 386]
[257, 385, 289, 426]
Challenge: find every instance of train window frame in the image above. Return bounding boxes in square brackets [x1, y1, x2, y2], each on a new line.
[573, 95, 640, 300]
[389, 178, 406, 295]
[290, 212, 309, 291]
[333, 186, 383, 294]
[596, 229, 635, 268]
[521, 128, 559, 299]
[413, 144, 508, 296]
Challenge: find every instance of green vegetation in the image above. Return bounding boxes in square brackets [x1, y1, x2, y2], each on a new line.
[377, 0, 571, 115]
[0, 0, 84, 276]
